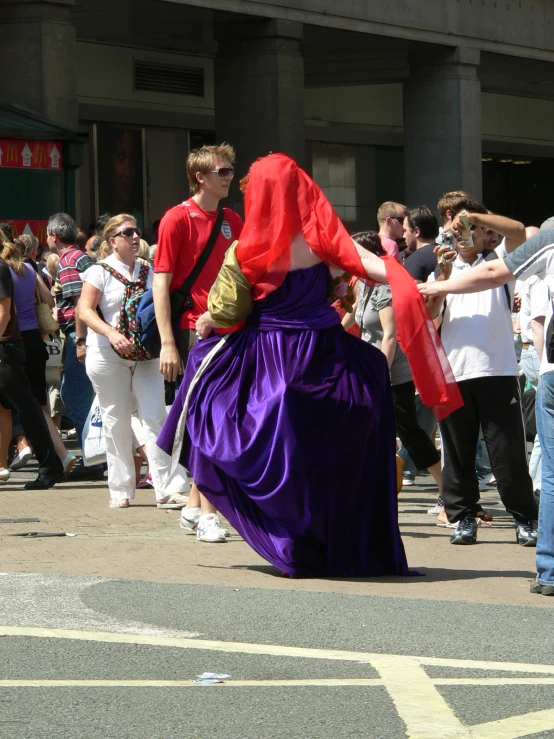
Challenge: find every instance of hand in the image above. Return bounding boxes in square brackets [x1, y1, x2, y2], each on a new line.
[433, 245, 456, 280]
[108, 330, 135, 358]
[513, 293, 521, 312]
[159, 343, 181, 383]
[76, 344, 87, 365]
[195, 311, 217, 340]
[418, 280, 449, 299]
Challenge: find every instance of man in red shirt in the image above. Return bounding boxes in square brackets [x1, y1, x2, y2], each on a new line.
[153, 143, 243, 543]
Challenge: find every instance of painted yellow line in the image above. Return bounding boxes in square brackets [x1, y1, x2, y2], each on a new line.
[3, 626, 554, 737]
[371, 654, 469, 739]
[471, 708, 554, 739]
[2, 625, 554, 677]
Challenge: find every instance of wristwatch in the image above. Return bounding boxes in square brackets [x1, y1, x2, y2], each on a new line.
[75, 337, 86, 346]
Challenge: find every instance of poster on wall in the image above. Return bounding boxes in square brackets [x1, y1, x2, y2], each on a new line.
[95, 125, 145, 228]
[0, 220, 48, 243]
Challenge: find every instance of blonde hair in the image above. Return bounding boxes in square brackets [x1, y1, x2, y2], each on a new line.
[187, 143, 235, 196]
[16, 233, 39, 257]
[102, 214, 136, 243]
[376, 201, 406, 226]
[99, 241, 113, 260]
[46, 253, 59, 280]
[1, 239, 25, 276]
[135, 239, 151, 266]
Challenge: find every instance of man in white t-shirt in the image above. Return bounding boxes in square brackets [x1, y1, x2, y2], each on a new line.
[425, 200, 538, 547]
[419, 217, 554, 595]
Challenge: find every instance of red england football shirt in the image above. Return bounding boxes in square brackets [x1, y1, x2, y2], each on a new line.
[154, 198, 243, 329]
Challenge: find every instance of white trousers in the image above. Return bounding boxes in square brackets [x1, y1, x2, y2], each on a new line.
[86, 346, 189, 500]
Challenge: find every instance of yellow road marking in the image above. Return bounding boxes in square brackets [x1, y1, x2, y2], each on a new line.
[471, 709, 554, 739]
[3, 626, 554, 738]
[2, 625, 554, 675]
[372, 655, 469, 739]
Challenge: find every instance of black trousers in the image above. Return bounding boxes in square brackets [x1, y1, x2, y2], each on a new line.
[391, 381, 440, 470]
[439, 375, 537, 524]
[0, 341, 62, 477]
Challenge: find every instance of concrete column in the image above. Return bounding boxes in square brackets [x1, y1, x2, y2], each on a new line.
[0, 0, 78, 127]
[403, 47, 482, 209]
[214, 19, 305, 211]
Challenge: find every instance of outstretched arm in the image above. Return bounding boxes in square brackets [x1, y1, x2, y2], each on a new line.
[352, 241, 388, 283]
[418, 258, 514, 299]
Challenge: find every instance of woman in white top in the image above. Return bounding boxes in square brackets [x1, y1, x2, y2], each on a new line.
[79, 214, 189, 508]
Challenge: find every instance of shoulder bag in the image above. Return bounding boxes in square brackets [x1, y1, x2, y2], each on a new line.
[137, 207, 224, 358]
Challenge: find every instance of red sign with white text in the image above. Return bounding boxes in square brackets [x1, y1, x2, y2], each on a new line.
[0, 139, 63, 170]
[0, 220, 49, 243]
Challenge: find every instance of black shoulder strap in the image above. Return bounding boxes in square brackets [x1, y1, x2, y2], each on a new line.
[483, 249, 511, 310]
[172, 207, 224, 300]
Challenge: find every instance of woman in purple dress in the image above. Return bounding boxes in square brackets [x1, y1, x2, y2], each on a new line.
[158, 155, 460, 578]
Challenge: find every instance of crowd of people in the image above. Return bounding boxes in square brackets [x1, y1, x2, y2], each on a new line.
[1, 143, 553, 592]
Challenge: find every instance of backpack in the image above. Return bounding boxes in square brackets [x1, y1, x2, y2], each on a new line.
[99, 263, 154, 362]
[136, 207, 224, 358]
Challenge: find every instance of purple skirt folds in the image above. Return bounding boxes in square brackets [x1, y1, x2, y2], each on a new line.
[158, 263, 409, 577]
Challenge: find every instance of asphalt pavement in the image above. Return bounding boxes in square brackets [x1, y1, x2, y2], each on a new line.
[0, 462, 553, 738]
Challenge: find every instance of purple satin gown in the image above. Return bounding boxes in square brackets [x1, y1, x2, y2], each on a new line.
[158, 263, 409, 578]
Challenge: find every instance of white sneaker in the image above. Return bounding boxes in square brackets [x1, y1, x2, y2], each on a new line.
[427, 496, 444, 515]
[180, 506, 200, 535]
[402, 477, 415, 487]
[9, 446, 33, 471]
[196, 513, 227, 543]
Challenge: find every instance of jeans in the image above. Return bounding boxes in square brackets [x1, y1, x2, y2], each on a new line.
[60, 332, 95, 449]
[521, 345, 542, 492]
[520, 345, 541, 388]
[535, 371, 554, 584]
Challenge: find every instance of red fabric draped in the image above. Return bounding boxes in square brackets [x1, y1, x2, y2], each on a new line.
[237, 153, 463, 420]
[383, 256, 463, 421]
[237, 154, 367, 298]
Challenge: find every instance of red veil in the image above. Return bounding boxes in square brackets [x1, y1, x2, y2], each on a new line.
[236, 154, 462, 420]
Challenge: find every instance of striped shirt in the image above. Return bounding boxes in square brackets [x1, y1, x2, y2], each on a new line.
[504, 229, 554, 374]
[56, 247, 94, 334]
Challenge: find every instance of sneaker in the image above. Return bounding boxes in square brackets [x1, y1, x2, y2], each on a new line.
[402, 477, 415, 487]
[427, 496, 444, 515]
[196, 513, 227, 543]
[180, 506, 200, 534]
[62, 453, 76, 476]
[9, 446, 33, 471]
[530, 582, 554, 596]
[450, 513, 478, 545]
[515, 519, 538, 547]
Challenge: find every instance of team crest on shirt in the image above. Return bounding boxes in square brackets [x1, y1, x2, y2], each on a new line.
[221, 220, 232, 239]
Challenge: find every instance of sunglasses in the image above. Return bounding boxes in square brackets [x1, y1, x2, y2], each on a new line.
[391, 216, 405, 223]
[210, 166, 234, 178]
[114, 227, 141, 238]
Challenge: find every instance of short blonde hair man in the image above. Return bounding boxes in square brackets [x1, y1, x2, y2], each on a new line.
[187, 144, 236, 196]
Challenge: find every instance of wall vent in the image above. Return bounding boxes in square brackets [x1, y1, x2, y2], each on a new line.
[134, 59, 204, 97]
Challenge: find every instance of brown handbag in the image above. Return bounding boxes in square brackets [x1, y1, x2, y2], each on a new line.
[35, 283, 59, 335]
